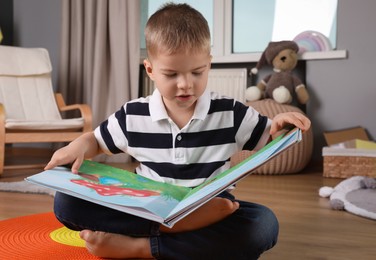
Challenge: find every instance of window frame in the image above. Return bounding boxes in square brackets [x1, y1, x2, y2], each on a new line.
[140, 0, 347, 63]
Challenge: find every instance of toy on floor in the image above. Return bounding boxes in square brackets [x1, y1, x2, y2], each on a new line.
[246, 40, 309, 106]
[319, 176, 376, 220]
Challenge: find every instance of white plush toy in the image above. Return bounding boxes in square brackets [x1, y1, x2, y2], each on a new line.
[319, 176, 376, 220]
[319, 176, 366, 210]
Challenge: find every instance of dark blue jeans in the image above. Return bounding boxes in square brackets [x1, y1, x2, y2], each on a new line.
[54, 191, 278, 259]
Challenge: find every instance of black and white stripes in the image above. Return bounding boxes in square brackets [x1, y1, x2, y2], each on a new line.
[94, 90, 271, 187]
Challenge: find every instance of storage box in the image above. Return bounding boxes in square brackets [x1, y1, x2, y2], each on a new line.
[323, 147, 376, 178]
[323, 126, 369, 146]
[322, 127, 376, 178]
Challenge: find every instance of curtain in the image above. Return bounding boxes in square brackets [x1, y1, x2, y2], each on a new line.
[59, 0, 140, 162]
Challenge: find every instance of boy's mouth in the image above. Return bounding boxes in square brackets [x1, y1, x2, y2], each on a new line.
[176, 95, 192, 101]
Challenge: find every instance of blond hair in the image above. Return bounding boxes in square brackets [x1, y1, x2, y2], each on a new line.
[145, 3, 211, 58]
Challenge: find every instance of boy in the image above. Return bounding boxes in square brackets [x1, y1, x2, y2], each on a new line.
[45, 3, 310, 259]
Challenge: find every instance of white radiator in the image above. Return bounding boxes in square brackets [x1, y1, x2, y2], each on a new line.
[142, 68, 248, 102]
[207, 68, 247, 102]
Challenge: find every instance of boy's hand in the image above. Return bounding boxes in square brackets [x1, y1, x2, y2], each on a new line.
[270, 112, 311, 136]
[44, 132, 100, 174]
[44, 143, 85, 174]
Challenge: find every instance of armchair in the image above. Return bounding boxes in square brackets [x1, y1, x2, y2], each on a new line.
[0, 45, 92, 175]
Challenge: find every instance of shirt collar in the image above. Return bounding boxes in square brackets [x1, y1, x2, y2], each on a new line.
[149, 88, 211, 122]
[149, 89, 168, 122]
[192, 88, 210, 120]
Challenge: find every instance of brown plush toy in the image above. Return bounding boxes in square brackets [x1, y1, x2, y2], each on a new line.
[246, 41, 309, 105]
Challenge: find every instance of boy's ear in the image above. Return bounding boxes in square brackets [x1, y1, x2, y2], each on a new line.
[143, 59, 154, 80]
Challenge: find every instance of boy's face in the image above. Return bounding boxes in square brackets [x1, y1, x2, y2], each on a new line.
[144, 50, 211, 113]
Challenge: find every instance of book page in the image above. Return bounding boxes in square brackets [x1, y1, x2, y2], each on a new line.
[165, 128, 302, 222]
[27, 161, 191, 220]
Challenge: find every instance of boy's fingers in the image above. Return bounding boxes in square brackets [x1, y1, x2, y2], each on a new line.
[270, 112, 311, 135]
[71, 158, 84, 174]
[295, 113, 311, 132]
[44, 158, 60, 170]
[44, 162, 53, 170]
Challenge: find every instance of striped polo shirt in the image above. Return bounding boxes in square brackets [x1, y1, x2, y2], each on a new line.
[94, 89, 271, 187]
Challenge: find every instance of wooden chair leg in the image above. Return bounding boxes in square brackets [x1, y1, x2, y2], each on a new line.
[0, 147, 4, 177]
[0, 104, 5, 175]
[0, 138, 4, 176]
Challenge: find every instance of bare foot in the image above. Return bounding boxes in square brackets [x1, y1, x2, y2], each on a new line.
[79, 230, 152, 259]
[79, 198, 239, 257]
[161, 197, 239, 233]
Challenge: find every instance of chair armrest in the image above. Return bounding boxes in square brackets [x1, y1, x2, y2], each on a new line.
[0, 103, 4, 173]
[0, 103, 5, 123]
[55, 93, 93, 132]
[0, 103, 5, 144]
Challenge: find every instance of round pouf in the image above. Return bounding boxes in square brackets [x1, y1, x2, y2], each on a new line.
[0, 212, 98, 260]
[231, 99, 313, 174]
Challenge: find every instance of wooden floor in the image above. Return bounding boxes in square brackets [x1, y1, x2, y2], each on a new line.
[1, 147, 375, 260]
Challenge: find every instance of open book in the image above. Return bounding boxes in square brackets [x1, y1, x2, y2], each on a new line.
[26, 128, 302, 227]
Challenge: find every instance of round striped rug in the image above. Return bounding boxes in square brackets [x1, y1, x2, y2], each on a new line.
[0, 212, 98, 259]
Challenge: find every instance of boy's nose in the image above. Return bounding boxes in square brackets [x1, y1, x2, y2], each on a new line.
[177, 75, 193, 89]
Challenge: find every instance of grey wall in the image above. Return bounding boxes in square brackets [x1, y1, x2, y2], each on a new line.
[13, 0, 61, 89]
[12, 0, 376, 161]
[306, 0, 376, 160]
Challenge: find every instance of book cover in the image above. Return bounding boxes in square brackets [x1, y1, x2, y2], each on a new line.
[26, 128, 302, 227]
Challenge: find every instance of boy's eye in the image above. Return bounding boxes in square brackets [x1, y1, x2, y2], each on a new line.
[192, 71, 203, 76]
[164, 73, 177, 78]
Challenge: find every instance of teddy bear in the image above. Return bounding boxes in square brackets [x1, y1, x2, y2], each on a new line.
[246, 41, 310, 106]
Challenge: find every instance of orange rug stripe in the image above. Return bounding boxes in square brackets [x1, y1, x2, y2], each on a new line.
[0, 212, 99, 259]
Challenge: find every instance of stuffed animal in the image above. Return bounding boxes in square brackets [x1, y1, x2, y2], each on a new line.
[246, 41, 309, 105]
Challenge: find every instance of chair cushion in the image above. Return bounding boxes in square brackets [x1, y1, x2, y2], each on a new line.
[231, 99, 313, 174]
[0, 75, 63, 121]
[5, 118, 85, 130]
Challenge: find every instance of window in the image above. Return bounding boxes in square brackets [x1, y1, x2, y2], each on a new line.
[140, 0, 214, 49]
[140, 0, 339, 62]
[233, 0, 338, 53]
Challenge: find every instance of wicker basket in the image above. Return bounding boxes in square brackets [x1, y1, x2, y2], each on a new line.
[230, 99, 313, 175]
[323, 147, 376, 178]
